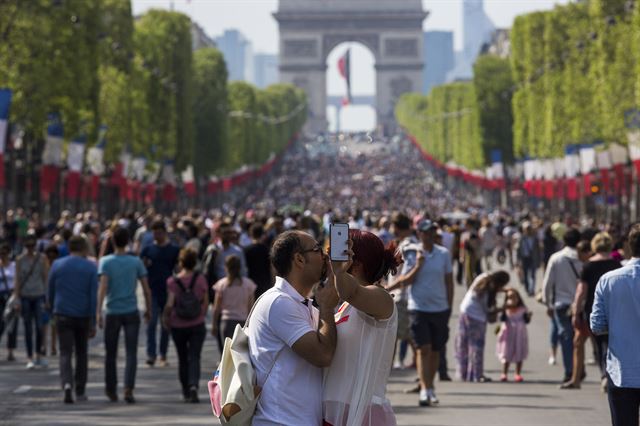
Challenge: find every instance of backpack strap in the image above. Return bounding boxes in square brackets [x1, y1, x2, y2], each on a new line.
[174, 275, 187, 293]
[188, 272, 199, 290]
[174, 272, 200, 293]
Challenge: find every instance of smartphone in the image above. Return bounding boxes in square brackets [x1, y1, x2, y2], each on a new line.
[330, 223, 349, 262]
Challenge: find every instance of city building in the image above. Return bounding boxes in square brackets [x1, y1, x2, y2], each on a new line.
[214, 29, 253, 82]
[480, 29, 511, 58]
[423, 31, 455, 94]
[253, 53, 279, 88]
[447, 0, 495, 81]
[191, 22, 216, 51]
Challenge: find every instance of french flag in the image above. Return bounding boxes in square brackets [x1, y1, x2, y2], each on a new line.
[181, 164, 196, 197]
[66, 135, 86, 200]
[41, 113, 64, 200]
[86, 126, 106, 201]
[161, 160, 177, 202]
[0, 89, 11, 189]
[337, 49, 352, 105]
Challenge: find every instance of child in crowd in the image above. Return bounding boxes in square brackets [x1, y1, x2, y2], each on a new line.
[496, 288, 530, 382]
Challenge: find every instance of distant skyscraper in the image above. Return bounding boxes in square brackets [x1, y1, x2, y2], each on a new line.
[448, 0, 495, 81]
[214, 29, 253, 82]
[423, 31, 454, 94]
[253, 54, 279, 88]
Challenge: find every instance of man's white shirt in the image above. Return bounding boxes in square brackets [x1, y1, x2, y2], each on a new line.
[246, 276, 322, 426]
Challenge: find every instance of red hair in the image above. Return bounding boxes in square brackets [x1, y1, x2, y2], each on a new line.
[349, 229, 403, 284]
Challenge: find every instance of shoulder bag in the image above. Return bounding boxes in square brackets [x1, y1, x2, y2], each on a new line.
[208, 290, 289, 425]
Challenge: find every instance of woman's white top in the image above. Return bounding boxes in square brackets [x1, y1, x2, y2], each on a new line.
[0, 262, 16, 292]
[323, 301, 398, 426]
[459, 272, 490, 322]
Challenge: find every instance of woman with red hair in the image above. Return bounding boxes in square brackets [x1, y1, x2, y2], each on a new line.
[323, 229, 402, 426]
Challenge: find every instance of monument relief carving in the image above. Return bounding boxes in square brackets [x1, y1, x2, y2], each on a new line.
[384, 38, 418, 57]
[284, 40, 318, 57]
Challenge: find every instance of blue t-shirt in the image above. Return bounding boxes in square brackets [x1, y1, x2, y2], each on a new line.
[140, 243, 179, 296]
[407, 244, 453, 313]
[98, 254, 147, 315]
[48, 255, 98, 321]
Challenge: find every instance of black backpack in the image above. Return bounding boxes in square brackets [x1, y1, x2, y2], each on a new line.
[174, 273, 202, 320]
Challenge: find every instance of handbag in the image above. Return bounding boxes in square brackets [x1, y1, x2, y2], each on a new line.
[208, 291, 286, 425]
[3, 293, 18, 330]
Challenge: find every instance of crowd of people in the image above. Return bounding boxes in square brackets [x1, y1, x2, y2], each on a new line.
[0, 135, 637, 425]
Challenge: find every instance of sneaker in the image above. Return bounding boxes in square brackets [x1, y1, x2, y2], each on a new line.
[514, 374, 524, 383]
[145, 358, 155, 367]
[418, 389, 430, 407]
[64, 384, 74, 404]
[157, 358, 169, 368]
[500, 374, 508, 382]
[26, 361, 35, 370]
[548, 356, 556, 365]
[427, 389, 439, 404]
[124, 388, 135, 404]
[189, 387, 199, 403]
[392, 361, 403, 370]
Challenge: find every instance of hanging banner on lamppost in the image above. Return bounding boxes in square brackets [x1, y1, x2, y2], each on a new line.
[0, 89, 12, 189]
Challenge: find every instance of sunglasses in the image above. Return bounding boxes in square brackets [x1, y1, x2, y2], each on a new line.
[300, 243, 322, 254]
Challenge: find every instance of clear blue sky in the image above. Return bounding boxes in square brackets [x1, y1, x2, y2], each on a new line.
[132, 0, 569, 131]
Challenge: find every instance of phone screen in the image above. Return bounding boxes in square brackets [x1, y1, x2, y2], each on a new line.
[330, 223, 349, 262]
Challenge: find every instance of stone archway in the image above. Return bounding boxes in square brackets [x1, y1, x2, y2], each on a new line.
[274, 0, 428, 135]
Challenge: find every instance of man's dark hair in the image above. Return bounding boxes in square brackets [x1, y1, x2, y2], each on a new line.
[61, 228, 72, 241]
[68, 235, 88, 253]
[250, 223, 264, 240]
[112, 227, 130, 248]
[563, 228, 581, 248]
[628, 223, 640, 257]
[270, 231, 304, 277]
[150, 220, 166, 231]
[391, 212, 411, 231]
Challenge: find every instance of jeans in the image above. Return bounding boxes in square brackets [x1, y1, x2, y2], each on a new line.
[0, 292, 18, 349]
[146, 292, 169, 360]
[607, 376, 640, 426]
[21, 296, 45, 358]
[553, 305, 574, 378]
[105, 312, 140, 393]
[56, 315, 90, 394]
[521, 257, 536, 296]
[549, 316, 559, 350]
[171, 324, 206, 393]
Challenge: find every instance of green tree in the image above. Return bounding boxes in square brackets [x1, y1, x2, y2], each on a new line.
[192, 47, 228, 177]
[135, 10, 193, 169]
[473, 55, 514, 163]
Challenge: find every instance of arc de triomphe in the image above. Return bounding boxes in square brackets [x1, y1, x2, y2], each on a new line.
[274, 0, 428, 134]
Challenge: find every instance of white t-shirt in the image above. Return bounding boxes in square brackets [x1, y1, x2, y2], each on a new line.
[246, 276, 322, 426]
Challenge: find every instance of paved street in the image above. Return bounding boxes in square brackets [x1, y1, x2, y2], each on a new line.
[0, 267, 611, 426]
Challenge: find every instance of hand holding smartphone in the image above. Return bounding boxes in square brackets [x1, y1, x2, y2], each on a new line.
[329, 223, 349, 262]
